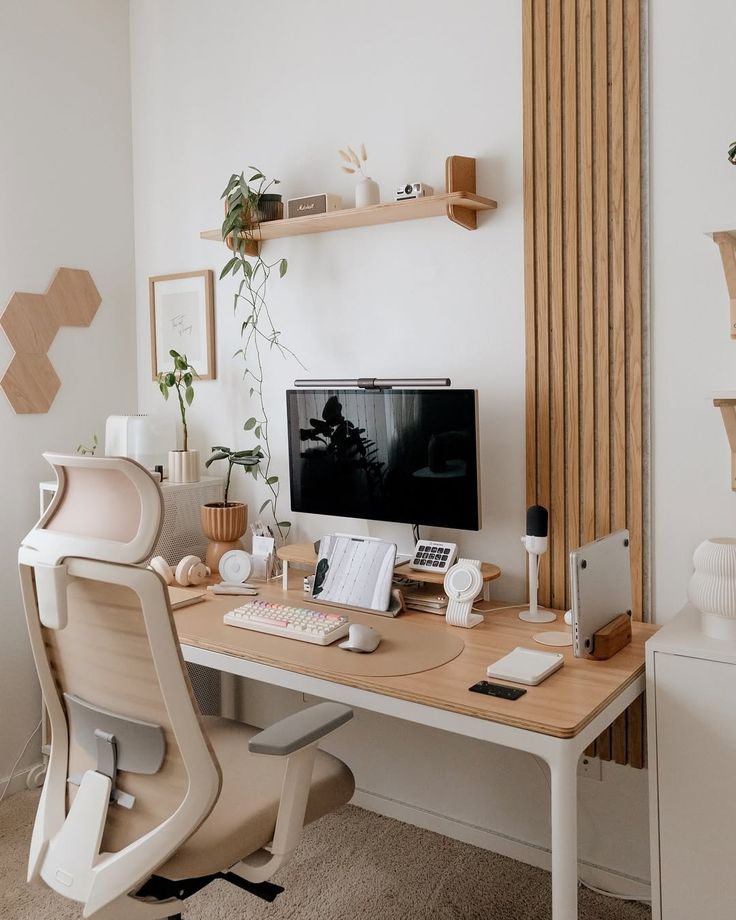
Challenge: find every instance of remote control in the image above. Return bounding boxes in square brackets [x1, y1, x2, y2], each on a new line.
[468, 680, 527, 701]
[409, 540, 458, 574]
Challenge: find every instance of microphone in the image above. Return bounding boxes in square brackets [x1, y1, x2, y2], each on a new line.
[523, 505, 549, 555]
[519, 504, 556, 624]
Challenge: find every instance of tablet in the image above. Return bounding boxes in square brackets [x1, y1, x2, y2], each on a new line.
[312, 534, 397, 612]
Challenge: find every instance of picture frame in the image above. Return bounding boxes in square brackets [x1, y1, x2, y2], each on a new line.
[149, 269, 215, 380]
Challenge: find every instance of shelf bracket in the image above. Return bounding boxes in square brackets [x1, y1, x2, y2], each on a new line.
[710, 231, 736, 339]
[714, 397, 736, 489]
[226, 231, 260, 259]
[445, 156, 478, 230]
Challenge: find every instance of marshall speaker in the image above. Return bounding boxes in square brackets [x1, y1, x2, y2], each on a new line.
[287, 193, 341, 219]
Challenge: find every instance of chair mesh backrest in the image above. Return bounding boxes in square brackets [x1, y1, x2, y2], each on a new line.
[19, 455, 220, 907]
[45, 577, 200, 852]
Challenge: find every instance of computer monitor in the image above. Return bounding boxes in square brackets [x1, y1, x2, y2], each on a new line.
[286, 388, 480, 531]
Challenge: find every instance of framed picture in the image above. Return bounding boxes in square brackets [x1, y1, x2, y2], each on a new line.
[149, 269, 215, 380]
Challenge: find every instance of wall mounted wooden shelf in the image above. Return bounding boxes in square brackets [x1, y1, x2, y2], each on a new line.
[201, 156, 496, 252]
[713, 393, 736, 489]
[708, 230, 736, 338]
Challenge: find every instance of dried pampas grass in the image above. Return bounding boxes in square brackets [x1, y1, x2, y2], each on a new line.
[337, 143, 369, 177]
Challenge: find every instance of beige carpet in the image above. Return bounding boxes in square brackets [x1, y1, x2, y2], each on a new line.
[0, 790, 650, 920]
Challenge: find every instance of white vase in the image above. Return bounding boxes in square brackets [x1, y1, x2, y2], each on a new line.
[355, 177, 380, 208]
[168, 449, 200, 483]
[688, 537, 736, 640]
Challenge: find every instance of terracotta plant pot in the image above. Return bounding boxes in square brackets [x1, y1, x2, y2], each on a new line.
[201, 502, 248, 574]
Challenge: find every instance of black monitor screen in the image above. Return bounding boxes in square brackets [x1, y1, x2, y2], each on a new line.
[286, 388, 480, 531]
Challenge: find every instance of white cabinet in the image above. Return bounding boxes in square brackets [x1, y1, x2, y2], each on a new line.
[647, 606, 736, 919]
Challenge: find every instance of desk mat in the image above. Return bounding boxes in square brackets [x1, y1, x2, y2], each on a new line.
[175, 598, 465, 678]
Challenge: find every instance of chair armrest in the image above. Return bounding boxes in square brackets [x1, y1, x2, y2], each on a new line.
[248, 702, 353, 756]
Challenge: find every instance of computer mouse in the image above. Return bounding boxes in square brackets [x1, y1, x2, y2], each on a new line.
[564, 609, 573, 626]
[339, 623, 381, 653]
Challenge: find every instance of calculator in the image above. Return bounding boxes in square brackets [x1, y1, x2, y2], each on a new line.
[409, 540, 458, 574]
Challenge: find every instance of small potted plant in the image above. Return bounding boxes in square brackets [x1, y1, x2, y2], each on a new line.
[157, 349, 199, 482]
[202, 445, 263, 572]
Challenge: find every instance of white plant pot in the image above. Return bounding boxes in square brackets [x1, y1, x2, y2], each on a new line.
[355, 177, 380, 208]
[168, 449, 200, 483]
[688, 537, 736, 640]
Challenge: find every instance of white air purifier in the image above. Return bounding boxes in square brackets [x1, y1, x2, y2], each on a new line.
[105, 415, 177, 473]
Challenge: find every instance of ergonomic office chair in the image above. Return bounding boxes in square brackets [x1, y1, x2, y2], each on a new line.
[18, 453, 355, 920]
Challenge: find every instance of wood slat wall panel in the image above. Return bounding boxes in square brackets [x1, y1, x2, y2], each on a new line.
[523, 0, 645, 767]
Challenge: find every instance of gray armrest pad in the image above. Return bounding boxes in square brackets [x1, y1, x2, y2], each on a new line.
[248, 702, 353, 756]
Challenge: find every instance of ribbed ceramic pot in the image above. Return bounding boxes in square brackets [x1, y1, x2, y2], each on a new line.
[201, 502, 248, 574]
[201, 502, 247, 542]
[168, 449, 200, 483]
[688, 537, 736, 640]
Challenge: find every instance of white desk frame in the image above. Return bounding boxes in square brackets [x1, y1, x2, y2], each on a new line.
[181, 642, 644, 920]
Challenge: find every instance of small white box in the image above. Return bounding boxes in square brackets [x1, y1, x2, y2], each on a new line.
[486, 647, 564, 686]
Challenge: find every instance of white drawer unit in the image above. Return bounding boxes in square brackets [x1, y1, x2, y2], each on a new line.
[647, 605, 736, 919]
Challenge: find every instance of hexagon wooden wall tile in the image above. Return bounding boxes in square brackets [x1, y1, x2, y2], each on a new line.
[0, 268, 101, 413]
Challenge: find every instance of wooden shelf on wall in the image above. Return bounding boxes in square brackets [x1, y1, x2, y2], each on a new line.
[201, 156, 496, 253]
[202, 192, 497, 245]
[707, 230, 736, 338]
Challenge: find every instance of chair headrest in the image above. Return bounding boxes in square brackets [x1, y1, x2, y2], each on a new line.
[19, 454, 164, 569]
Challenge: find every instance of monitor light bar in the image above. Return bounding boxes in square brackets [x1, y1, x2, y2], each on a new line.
[293, 378, 451, 389]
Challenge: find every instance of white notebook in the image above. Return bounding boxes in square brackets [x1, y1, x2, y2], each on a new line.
[486, 647, 564, 686]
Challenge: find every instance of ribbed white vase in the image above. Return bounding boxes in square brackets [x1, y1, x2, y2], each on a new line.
[168, 449, 200, 483]
[688, 537, 736, 640]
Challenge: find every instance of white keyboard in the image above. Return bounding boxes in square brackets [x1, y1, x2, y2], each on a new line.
[223, 601, 350, 646]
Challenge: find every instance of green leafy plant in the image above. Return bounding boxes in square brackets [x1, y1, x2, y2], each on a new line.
[729, 141, 736, 166]
[205, 445, 263, 505]
[76, 434, 98, 456]
[157, 349, 197, 451]
[220, 167, 304, 542]
[299, 395, 384, 492]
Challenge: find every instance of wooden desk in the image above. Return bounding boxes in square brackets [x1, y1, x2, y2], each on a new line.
[176, 574, 656, 920]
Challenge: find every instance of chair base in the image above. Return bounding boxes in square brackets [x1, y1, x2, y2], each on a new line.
[137, 870, 283, 906]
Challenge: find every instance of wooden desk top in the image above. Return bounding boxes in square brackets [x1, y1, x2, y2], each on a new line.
[174, 576, 657, 740]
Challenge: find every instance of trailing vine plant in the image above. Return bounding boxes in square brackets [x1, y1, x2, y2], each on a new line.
[220, 167, 303, 542]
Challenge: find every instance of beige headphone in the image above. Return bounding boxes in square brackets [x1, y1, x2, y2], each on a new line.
[149, 554, 210, 587]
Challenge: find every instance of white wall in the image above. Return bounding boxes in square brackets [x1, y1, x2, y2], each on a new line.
[649, 0, 736, 621]
[0, 0, 136, 788]
[130, 0, 527, 600]
[129, 0, 651, 887]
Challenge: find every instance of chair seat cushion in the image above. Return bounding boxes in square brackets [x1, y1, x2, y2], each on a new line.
[157, 716, 354, 880]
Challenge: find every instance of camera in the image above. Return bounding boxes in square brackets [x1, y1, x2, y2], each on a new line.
[394, 182, 434, 201]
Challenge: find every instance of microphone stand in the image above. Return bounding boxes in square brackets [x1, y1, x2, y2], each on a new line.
[518, 536, 556, 624]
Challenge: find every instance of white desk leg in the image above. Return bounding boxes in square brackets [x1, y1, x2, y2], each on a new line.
[282, 559, 288, 591]
[549, 745, 579, 920]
